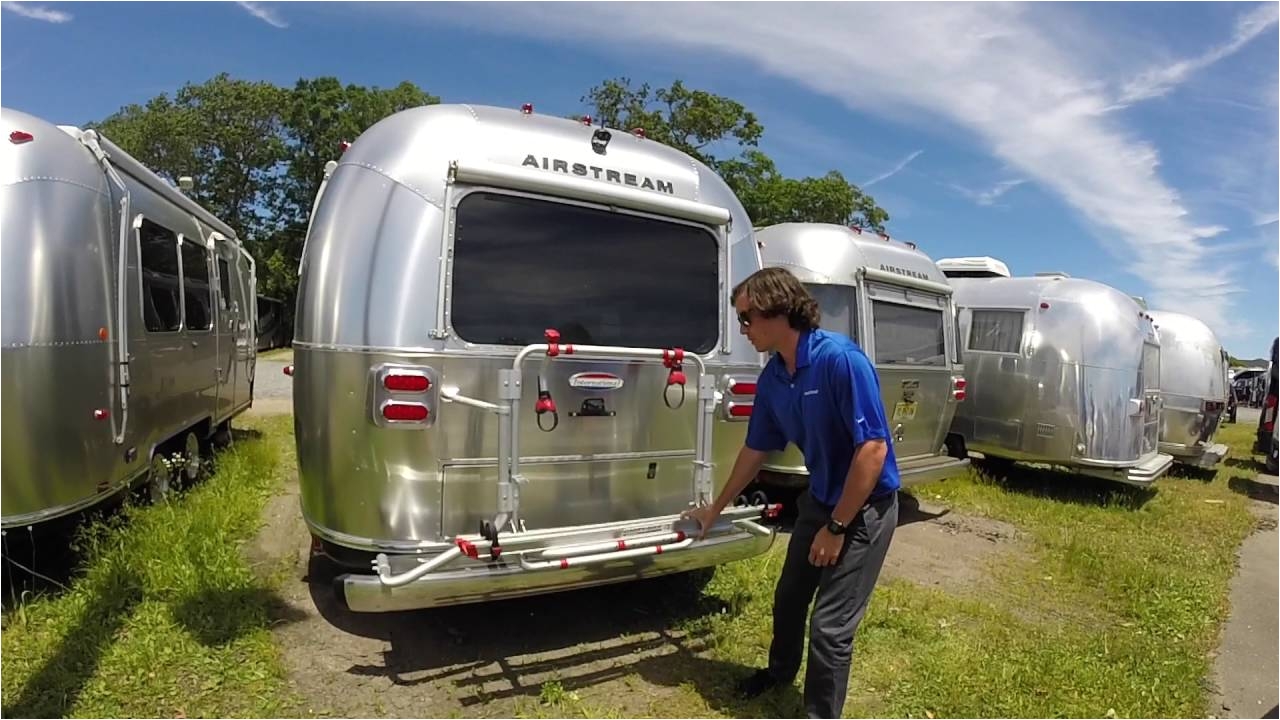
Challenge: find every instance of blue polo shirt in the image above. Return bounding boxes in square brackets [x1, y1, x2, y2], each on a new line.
[746, 329, 900, 507]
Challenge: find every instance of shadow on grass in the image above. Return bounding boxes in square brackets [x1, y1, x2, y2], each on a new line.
[972, 457, 1156, 511]
[172, 585, 310, 647]
[1, 564, 142, 718]
[301, 555, 809, 714]
[1228, 475, 1279, 505]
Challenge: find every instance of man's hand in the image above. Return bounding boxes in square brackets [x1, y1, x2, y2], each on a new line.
[808, 528, 843, 567]
[681, 504, 721, 540]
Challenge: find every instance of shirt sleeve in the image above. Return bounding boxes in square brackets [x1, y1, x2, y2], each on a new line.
[830, 350, 890, 445]
[744, 381, 788, 452]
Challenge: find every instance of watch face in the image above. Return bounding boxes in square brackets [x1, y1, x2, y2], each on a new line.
[827, 520, 845, 535]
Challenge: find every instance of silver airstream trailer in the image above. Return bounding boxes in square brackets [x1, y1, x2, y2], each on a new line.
[751, 223, 970, 489]
[936, 258, 1174, 487]
[293, 103, 778, 613]
[1145, 310, 1231, 469]
[1, 107, 258, 529]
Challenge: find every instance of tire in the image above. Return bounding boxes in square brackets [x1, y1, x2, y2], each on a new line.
[182, 431, 202, 483]
[149, 453, 174, 503]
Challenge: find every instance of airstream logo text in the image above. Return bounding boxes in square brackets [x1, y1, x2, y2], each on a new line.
[522, 155, 675, 194]
[879, 264, 929, 281]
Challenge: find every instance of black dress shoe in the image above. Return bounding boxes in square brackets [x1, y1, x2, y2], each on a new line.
[737, 668, 784, 698]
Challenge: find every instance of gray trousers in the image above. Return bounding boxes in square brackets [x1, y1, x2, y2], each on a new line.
[767, 490, 898, 718]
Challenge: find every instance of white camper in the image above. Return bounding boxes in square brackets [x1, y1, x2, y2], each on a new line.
[1146, 310, 1231, 469]
[937, 258, 1174, 487]
[1, 107, 257, 529]
[292, 103, 778, 613]
[752, 223, 970, 489]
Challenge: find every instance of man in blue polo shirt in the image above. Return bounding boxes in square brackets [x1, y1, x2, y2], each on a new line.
[683, 267, 900, 719]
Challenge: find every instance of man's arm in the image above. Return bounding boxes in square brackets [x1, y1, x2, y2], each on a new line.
[708, 445, 770, 513]
[830, 439, 887, 526]
[829, 350, 891, 525]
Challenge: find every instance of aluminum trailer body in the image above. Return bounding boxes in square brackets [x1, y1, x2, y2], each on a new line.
[293, 103, 777, 612]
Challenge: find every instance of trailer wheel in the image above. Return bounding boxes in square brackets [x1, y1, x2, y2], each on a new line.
[149, 453, 174, 503]
[182, 432, 202, 483]
[211, 420, 233, 449]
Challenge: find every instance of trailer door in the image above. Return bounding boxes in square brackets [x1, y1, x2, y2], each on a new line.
[1140, 342, 1161, 456]
[864, 282, 950, 460]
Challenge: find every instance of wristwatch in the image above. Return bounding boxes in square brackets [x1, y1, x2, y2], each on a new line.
[825, 518, 847, 535]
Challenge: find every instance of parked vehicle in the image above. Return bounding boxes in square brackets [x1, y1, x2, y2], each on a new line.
[1255, 337, 1278, 464]
[1, 107, 257, 529]
[292, 103, 778, 612]
[256, 295, 289, 351]
[1147, 310, 1231, 468]
[750, 223, 969, 490]
[936, 258, 1174, 487]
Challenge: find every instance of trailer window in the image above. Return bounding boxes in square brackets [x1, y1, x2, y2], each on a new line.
[804, 283, 857, 342]
[218, 258, 232, 313]
[871, 301, 946, 366]
[180, 239, 212, 331]
[1142, 343, 1160, 391]
[450, 192, 719, 352]
[138, 220, 181, 333]
[968, 310, 1024, 354]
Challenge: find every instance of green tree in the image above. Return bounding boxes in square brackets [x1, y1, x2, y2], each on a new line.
[258, 78, 439, 302]
[93, 73, 290, 241]
[582, 77, 890, 231]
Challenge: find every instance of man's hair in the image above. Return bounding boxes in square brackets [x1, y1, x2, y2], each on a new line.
[732, 267, 821, 332]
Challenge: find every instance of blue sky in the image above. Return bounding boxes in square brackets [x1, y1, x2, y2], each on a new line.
[3, 1, 1277, 358]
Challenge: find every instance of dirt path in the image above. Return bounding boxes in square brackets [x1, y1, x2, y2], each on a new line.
[1210, 482, 1279, 720]
[245, 464, 1023, 717]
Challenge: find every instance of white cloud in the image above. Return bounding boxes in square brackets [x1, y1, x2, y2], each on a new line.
[237, 1, 287, 28]
[1117, 3, 1279, 104]
[411, 2, 1271, 332]
[1, 1, 71, 23]
[862, 149, 923, 188]
[951, 179, 1028, 207]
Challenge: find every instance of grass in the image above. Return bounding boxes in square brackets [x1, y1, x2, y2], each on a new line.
[0, 414, 302, 719]
[557, 421, 1265, 718]
[257, 347, 294, 363]
[1, 412, 1265, 719]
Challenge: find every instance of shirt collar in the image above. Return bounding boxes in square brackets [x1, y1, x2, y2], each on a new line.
[766, 329, 815, 380]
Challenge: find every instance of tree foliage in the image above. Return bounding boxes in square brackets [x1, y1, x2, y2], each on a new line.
[583, 77, 889, 231]
[92, 74, 893, 334]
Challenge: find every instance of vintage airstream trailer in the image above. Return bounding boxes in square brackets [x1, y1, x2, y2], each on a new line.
[936, 258, 1174, 486]
[750, 223, 970, 489]
[293, 103, 778, 613]
[1145, 310, 1231, 468]
[1, 107, 258, 529]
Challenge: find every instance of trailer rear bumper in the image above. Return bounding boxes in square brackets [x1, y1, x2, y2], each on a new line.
[1074, 452, 1175, 487]
[1161, 441, 1230, 469]
[333, 506, 777, 613]
[758, 453, 970, 490]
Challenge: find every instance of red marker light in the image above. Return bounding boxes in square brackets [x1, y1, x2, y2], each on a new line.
[384, 374, 430, 392]
[9, 131, 33, 144]
[383, 403, 429, 422]
[521, 103, 534, 114]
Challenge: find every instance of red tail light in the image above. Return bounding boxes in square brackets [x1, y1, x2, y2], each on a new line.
[1267, 396, 1277, 409]
[728, 403, 753, 418]
[953, 377, 967, 402]
[384, 374, 430, 392]
[283, 365, 294, 376]
[93, 409, 109, 421]
[728, 380, 757, 396]
[382, 403, 429, 422]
